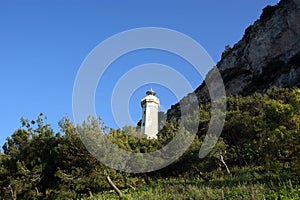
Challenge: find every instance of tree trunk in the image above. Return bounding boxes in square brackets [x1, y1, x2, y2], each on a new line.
[88, 188, 93, 198]
[106, 175, 122, 198]
[126, 183, 135, 190]
[143, 173, 151, 185]
[218, 154, 231, 174]
[192, 165, 210, 182]
[35, 187, 40, 197]
[9, 185, 17, 200]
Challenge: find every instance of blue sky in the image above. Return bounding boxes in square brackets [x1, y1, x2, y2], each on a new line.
[0, 0, 279, 146]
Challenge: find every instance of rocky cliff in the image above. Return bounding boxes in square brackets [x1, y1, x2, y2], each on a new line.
[167, 0, 300, 120]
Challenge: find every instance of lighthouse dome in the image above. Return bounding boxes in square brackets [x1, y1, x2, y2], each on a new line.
[141, 88, 160, 106]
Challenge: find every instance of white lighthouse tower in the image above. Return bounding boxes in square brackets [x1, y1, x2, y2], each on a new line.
[141, 88, 160, 139]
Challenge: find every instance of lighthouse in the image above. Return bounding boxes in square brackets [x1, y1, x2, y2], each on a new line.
[141, 88, 160, 139]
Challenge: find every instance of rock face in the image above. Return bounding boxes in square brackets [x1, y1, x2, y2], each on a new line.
[219, 0, 300, 94]
[167, 0, 300, 120]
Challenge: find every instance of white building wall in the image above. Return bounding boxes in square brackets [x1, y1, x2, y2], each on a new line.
[141, 90, 160, 139]
[143, 103, 159, 138]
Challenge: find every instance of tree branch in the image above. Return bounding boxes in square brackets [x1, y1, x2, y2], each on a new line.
[217, 154, 231, 174]
[106, 175, 122, 198]
[192, 165, 210, 182]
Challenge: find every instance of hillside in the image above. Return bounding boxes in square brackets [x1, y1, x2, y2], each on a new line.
[167, 0, 300, 120]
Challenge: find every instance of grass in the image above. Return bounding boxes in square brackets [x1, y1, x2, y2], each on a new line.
[82, 167, 300, 200]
